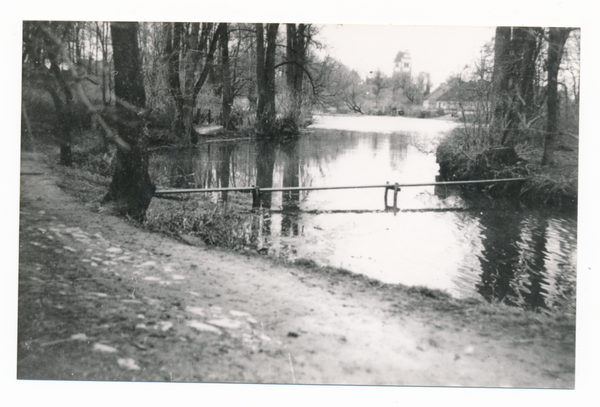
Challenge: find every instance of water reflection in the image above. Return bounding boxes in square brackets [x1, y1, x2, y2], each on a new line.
[149, 124, 577, 313]
[476, 208, 550, 311]
[280, 136, 301, 236]
[255, 137, 277, 209]
[217, 144, 234, 202]
[519, 214, 550, 311]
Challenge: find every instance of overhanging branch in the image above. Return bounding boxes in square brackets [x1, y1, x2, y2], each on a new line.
[274, 61, 316, 96]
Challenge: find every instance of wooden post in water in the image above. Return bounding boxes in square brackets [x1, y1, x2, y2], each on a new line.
[252, 186, 261, 208]
[393, 183, 400, 215]
[384, 181, 389, 208]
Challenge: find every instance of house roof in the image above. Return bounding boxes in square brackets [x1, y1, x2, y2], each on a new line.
[394, 51, 410, 62]
[424, 84, 450, 101]
[435, 81, 482, 102]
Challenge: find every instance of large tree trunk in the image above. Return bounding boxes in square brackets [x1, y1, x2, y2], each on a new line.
[541, 28, 571, 166]
[256, 23, 279, 135]
[285, 24, 306, 123]
[255, 24, 266, 129]
[184, 23, 201, 135]
[104, 22, 155, 221]
[501, 27, 542, 145]
[490, 27, 512, 145]
[514, 27, 541, 123]
[491, 27, 543, 146]
[219, 23, 234, 130]
[47, 61, 74, 166]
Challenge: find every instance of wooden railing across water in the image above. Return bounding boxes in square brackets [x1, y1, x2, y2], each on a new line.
[154, 177, 527, 210]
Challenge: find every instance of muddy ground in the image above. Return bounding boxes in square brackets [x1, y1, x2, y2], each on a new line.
[10, 151, 586, 402]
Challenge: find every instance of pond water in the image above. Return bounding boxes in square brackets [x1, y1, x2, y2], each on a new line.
[149, 115, 577, 314]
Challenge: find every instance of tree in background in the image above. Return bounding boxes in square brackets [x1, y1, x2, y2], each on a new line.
[541, 27, 572, 166]
[369, 69, 389, 109]
[284, 23, 308, 122]
[103, 22, 155, 221]
[163, 22, 226, 144]
[490, 27, 545, 146]
[255, 23, 279, 135]
[335, 67, 367, 114]
[219, 23, 235, 130]
[94, 22, 112, 107]
[22, 21, 77, 166]
[391, 72, 421, 105]
[448, 26, 578, 167]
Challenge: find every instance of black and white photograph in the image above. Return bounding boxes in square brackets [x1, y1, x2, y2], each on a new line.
[5, 1, 598, 404]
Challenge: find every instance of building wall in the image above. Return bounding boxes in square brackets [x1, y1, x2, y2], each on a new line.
[393, 52, 411, 75]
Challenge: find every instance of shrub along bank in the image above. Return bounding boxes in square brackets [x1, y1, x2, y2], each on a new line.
[436, 127, 578, 211]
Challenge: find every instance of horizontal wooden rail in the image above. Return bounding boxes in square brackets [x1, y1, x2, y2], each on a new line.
[153, 178, 526, 195]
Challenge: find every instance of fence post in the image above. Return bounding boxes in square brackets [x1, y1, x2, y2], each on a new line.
[252, 186, 261, 208]
[393, 183, 400, 214]
[384, 181, 389, 207]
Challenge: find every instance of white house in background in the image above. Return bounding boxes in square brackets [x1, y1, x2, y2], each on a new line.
[393, 51, 412, 75]
[422, 84, 451, 109]
[423, 81, 486, 113]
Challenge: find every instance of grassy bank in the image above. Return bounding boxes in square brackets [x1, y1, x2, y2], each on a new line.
[436, 126, 578, 211]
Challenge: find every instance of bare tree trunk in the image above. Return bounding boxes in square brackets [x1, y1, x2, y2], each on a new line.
[255, 23, 266, 128]
[48, 61, 74, 166]
[74, 22, 81, 65]
[286, 23, 306, 122]
[256, 23, 279, 135]
[490, 27, 512, 145]
[21, 102, 35, 151]
[542, 28, 571, 166]
[104, 22, 155, 221]
[106, 22, 114, 106]
[164, 22, 186, 142]
[492, 27, 544, 146]
[220, 23, 234, 130]
[515, 27, 540, 124]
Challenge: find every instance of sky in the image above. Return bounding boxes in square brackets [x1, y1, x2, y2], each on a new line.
[315, 24, 495, 89]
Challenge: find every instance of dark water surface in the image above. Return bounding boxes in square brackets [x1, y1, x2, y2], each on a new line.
[149, 116, 577, 313]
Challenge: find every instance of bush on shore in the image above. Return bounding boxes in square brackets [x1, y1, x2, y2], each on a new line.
[436, 126, 578, 211]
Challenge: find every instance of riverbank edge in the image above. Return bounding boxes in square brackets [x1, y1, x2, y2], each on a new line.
[435, 128, 578, 212]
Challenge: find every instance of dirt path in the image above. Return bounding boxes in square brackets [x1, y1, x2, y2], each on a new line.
[17, 152, 575, 387]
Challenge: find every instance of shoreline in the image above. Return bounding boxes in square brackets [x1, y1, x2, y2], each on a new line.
[16, 151, 576, 387]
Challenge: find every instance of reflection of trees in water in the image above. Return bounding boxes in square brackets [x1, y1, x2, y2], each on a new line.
[152, 129, 367, 201]
[388, 134, 410, 172]
[216, 144, 234, 202]
[538, 218, 577, 313]
[250, 210, 272, 251]
[299, 130, 362, 168]
[280, 136, 300, 236]
[518, 214, 550, 311]
[205, 143, 255, 191]
[476, 211, 522, 306]
[370, 133, 379, 158]
[149, 149, 196, 189]
[476, 209, 553, 311]
[255, 137, 278, 208]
